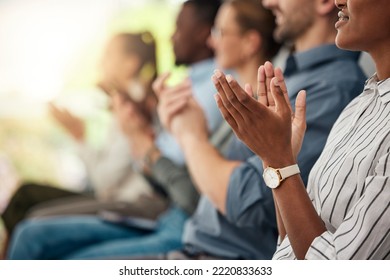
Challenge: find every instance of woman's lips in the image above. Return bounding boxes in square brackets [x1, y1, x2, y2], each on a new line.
[335, 11, 349, 29]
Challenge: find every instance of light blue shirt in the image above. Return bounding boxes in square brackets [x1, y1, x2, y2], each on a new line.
[184, 44, 366, 259]
[156, 58, 223, 166]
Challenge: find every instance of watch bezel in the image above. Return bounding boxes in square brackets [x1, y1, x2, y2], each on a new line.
[263, 167, 282, 189]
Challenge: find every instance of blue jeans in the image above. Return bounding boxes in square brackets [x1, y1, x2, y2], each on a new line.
[7, 206, 188, 259]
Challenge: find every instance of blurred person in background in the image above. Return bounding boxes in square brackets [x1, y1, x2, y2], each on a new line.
[6, 0, 223, 259]
[2, 32, 169, 258]
[152, 0, 281, 259]
[153, 0, 224, 166]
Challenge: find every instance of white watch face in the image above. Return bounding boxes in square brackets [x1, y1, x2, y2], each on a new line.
[263, 168, 280, 189]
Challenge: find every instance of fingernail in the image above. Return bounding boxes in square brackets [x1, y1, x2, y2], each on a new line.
[273, 78, 279, 86]
[213, 93, 219, 102]
[214, 70, 222, 78]
[226, 75, 233, 83]
[211, 75, 218, 84]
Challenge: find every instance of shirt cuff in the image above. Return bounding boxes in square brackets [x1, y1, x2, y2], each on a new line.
[305, 231, 336, 260]
[272, 236, 295, 260]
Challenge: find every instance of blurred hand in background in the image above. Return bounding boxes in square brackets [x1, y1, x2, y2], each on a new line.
[48, 103, 85, 142]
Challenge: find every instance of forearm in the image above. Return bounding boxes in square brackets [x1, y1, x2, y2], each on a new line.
[150, 156, 199, 214]
[129, 131, 199, 214]
[274, 198, 286, 242]
[178, 133, 240, 214]
[272, 173, 326, 259]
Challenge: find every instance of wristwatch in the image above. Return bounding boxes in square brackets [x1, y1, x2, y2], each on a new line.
[142, 145, 160, 169]
[263, 164, 300, 189]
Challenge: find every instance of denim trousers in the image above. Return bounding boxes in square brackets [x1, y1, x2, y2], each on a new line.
[7, 206, 188, 259]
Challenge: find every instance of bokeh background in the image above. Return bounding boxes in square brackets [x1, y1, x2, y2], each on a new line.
[0, 0, 186, 245]
[0, 0, 186, 196]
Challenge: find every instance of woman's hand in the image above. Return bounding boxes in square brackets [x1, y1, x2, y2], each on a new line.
[49, 103, 85, 142]
[111, 93, 153, 136]
[153, 73, 193, 132]
[111, 93, 155, 161]
[213, 62, 306, 167]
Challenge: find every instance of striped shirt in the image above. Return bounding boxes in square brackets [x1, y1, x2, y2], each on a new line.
[273, 75, 390, 260]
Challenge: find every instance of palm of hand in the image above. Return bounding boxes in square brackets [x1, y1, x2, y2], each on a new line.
[256, 64, 305, 161]
[264, 100, 305, 161]
[234, 93, 293, 165]
[213, 63, 306, 165]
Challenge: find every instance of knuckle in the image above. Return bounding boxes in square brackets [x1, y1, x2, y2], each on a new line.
[237, 93, 249, 103]
[237, 125, 246, 135]
[227, 94, 235, 103]
[222, 113, 232, 123]
[224, 101, 233, 109]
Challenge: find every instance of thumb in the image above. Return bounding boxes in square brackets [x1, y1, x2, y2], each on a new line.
[153, 72, 171, 98]
[294, 90, 306, 127]
[244, 83, 254, 98]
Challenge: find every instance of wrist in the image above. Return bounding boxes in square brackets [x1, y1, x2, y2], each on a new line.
[129, 133, 154, 160]
[132, 144, 161, 173]
[143, 145, 161, 170]
[263, 163, 300, 189]
[263, 153, 296, 169]
[177, 131, 208, 149]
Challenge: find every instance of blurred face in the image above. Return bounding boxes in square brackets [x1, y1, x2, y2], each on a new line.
[335, 0, 390, 52]
[101, 37, 123, 84]
[171, 4, 207, 66]
[262, 0, 315, 43]
[209, 4, 245, 69]
[101, 37, 140, 92]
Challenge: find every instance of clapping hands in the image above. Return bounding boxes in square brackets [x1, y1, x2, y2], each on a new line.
[213, 61, 306, 167]
[153, 73, 208, 142]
